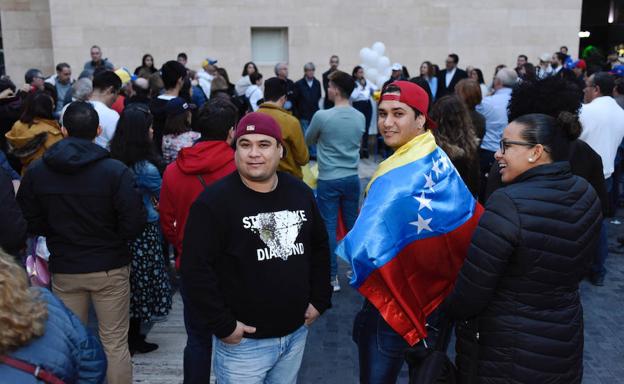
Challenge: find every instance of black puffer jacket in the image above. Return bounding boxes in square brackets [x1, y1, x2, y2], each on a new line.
[444, 162, 602, 384]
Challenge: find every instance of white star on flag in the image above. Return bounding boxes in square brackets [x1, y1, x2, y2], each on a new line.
[424, 172, 436, 192]
[431, 159, 443, 178]
[439, 156, 448, 170]
[410, 214, 432, 234]
[414, 192, 432, 211]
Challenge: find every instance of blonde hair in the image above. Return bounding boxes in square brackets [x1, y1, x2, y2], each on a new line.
[0, 249, 48, 354]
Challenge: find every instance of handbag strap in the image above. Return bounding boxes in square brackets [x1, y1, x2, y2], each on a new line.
[433, 315, 454, 352]
[197, 175, 208, 188]
[0, 355, 66, 384]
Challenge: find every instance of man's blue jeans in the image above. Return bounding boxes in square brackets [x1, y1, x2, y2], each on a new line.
[592, 223, 609, 278]
[213, 325, 308, 384]
[592, 177, 612, 279]
[316, 175, 360, 277]
[353, 300, 442, 384]
[300, 119, 316, 158]
[180, 285, 213, 384]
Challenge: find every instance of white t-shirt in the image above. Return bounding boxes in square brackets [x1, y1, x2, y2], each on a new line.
[350, 80, 378, 102]
[245, 85, 263, 112]
[579, 96, 624, 179]
[90, 100, 119, 150]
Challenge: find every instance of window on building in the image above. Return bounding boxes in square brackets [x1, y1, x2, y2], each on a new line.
[251, 27, 288, 65]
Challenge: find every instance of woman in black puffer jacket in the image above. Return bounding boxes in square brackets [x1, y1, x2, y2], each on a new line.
[443, 112, 602, 384]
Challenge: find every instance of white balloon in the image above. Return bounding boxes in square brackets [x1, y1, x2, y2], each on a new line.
[384, 67, 392, 78]
[372, 42, 386, 56]
[377, 56, 390, 71]
[365, 51, 379, 67]
[365, 68, 379, 81]
[359, 47, 369, 62]
[360, 48, 374, 66]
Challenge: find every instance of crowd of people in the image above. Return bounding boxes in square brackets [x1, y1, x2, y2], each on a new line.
[0, 41, 623, 384]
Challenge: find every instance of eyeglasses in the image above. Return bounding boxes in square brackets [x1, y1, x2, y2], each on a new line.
[499, 139, 536, 154]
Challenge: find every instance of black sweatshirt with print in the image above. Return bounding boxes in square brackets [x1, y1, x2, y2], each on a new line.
[181, 171, 332, 339]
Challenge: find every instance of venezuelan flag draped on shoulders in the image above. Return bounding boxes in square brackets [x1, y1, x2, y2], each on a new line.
[336, 130, 484, 346]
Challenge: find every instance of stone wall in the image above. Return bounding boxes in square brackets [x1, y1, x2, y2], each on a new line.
[3, 0, 582, 87]
[0, 0, 53, 83]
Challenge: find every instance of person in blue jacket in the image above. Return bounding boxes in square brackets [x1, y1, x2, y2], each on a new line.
[0, 249, 107, 383]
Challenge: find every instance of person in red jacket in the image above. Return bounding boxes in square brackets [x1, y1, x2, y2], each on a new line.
[159, 97, 237, 384]
[160, 98, 237, 269]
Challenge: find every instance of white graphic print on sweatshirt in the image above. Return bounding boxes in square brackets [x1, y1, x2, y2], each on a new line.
[242, 210, 308, 261]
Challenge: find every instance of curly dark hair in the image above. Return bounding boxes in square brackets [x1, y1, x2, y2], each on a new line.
[430, 95, 478, 161]
[507, 75, 582, 131]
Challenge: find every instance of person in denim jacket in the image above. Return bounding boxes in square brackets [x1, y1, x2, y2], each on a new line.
[0, 249, 107, 384]
[110, 105, 172, 355]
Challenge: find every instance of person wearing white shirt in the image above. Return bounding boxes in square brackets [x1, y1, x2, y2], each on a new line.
[579, 73, 624, 179]
[536, 53, 553, 80]
[88, 71, 121, 150]
[350, 66, 378, 158]
[477, 68, 518, 197]
[197, 58, 218, 100]
[579, 71, 624, 286]
[245, 72, 264, 112]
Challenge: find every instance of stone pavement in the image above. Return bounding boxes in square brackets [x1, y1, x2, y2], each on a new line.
[133, 158, 624, 383]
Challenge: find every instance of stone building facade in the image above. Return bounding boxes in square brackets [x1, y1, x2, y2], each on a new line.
[1, 0, 582, 86]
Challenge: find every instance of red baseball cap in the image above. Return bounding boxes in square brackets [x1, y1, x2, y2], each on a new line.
[572, 59, 587, 71]
[233, 112, 286, 153]
[381, 80, 437, 129]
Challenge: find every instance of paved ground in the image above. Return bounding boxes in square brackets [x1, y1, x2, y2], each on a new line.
[133, 159, 624, 383]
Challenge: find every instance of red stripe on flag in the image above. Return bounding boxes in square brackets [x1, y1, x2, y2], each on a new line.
[358, 203, 484, 346]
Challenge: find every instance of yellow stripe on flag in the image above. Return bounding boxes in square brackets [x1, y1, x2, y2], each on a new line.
[366, 131, 438, 193]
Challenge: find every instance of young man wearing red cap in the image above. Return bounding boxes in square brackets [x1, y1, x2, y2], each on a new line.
[181, 112, 332, 383]
[351, 81, 450, 383]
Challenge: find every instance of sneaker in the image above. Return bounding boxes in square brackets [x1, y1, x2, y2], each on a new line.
[331, 276, 341, 292]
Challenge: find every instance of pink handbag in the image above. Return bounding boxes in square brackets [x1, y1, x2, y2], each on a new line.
[25, 237, 50, 287]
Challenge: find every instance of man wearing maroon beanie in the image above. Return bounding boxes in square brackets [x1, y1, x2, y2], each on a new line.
[181, 112, 332, 383]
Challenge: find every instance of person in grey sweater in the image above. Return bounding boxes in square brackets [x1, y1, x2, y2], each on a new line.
[305, 70, 365, 292]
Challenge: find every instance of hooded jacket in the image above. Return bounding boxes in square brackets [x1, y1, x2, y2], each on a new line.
[17, 137, 146, 274]
[160, 140, 236, 268]
[5, 118, 62, 174]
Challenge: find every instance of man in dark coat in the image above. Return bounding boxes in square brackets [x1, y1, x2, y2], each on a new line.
[0, 167, 26, 258]
[275, 62, 296, 115]
[436, 53, 468, 98]
[322, 55, 339, 109]
[294, 62, 322, 124]
[17, 101, 145, 384]
[294, 62, 322, 158]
